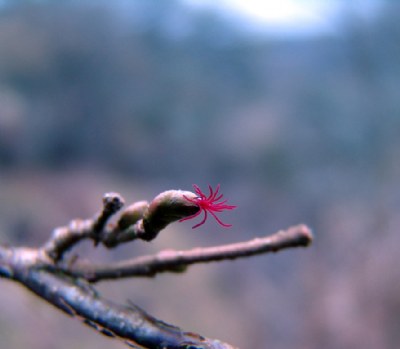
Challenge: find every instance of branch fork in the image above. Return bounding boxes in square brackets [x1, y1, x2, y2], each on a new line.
[0, 189, 313, 349]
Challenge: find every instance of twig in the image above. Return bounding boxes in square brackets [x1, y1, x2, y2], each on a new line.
[43, 192, 125, 261]
[92, 192, 125, 242]
[62, 224, 313, 282]
[43, 190, 199, 262]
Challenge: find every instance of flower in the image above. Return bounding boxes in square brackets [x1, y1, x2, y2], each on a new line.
[179, 184, 236, 229]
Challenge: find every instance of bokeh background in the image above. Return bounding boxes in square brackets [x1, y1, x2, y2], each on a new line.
[1, 1, 400, 348]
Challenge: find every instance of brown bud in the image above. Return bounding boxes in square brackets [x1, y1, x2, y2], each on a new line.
[141, 190, 199, 241]
[117, 201, 149, 230]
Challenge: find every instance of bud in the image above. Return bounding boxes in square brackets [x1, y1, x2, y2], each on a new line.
[141, 190, 199, 241]
[117, 201, 149, 230]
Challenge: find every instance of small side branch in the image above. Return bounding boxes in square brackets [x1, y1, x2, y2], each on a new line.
[43, 192, 125, 261]
[42, 191, 199, 262]
[92, 192, 125, 242]
[63, 224, 313, 282]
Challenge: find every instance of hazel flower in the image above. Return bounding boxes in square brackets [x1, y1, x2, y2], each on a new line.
[179, 184, 236, 229]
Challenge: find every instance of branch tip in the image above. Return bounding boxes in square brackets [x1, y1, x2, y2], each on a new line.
[293, 223, 314, 246]
[102, 192, 125, 213]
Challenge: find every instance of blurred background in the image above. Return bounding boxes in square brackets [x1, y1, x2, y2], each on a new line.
[0, 0, 399, 348]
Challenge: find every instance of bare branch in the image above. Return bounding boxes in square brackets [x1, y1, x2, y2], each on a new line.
[11, 263, 237, 349]
[92, 192, 125, 241]
[1, 190, 313, 349]
[42, 191, 199, 262]
[62, 224, 313, 282]
[43, 192, 125, 261]
[1, 241, 239, 348]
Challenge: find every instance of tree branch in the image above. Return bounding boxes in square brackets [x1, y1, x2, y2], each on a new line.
[43, 190, 199, 262]
[0, 189, 313, 349]
[62, 224, 313, 282]
[11, 261, 237, 349]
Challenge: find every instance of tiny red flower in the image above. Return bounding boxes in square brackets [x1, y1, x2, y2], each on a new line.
[179, 184, 236, 229]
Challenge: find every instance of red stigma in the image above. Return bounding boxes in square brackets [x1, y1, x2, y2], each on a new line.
[179, 184, 236, 229]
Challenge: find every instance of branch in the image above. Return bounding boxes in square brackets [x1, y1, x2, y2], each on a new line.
[42, 192, 125, 261]
[43, 191, 199, 262]
[0, 189, 313, 349]
[11, 263, 237, 349]
[62, 224, 313, 282]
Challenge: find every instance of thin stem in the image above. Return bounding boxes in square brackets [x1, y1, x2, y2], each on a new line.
[43, 193, 124, 261]
[61, 224, 313, 282]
